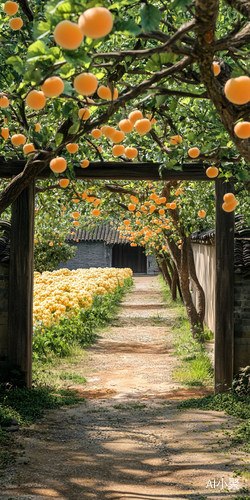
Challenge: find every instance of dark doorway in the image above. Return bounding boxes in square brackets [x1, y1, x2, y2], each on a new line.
[112, 244, 147, 273]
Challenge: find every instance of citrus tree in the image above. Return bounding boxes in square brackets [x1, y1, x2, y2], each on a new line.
[1, 0, 250, 336]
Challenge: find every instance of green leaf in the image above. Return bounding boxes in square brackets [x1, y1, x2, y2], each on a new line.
[69, 121, 80, 134]
[236, 170, 250, 181]
[27, 41, 49, 58]
[169, 0, 192, 9]
[6, 56, 24, 74]
[24, 69, 42, 83]
[62, 81, 73, 95]
[115, 18, 141, 36]
[231, 67, 244, 78]
[55, 133, 63, 146]
[63, 48, 91, 66]
[140, 4, 162, 31]
[145, 54, 161, 72]
[33, 21, 51, 40]
[169, 98, 179, 113]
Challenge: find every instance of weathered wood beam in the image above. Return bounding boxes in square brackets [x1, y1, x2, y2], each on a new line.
[214, 178, 234, 394]
[8, 180, 35, 388]
[0, 161, 209, 181]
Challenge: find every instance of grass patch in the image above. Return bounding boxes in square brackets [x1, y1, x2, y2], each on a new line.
[159, 275, 214, 387]
[58, 371, 87, 384]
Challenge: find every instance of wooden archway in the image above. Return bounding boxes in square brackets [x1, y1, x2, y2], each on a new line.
[0, 161, 234, 392]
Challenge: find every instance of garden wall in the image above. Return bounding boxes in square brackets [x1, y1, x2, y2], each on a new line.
[59, 241, 112, 270]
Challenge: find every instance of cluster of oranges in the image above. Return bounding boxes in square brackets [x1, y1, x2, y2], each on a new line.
[33, 267, 132, 326]
[3, 1, 23, 30]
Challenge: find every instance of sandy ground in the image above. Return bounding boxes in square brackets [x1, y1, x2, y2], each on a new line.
[0, 276, 249, 500]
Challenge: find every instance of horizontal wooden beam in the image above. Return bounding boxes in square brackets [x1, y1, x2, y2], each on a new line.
[0, 161, 209, 181]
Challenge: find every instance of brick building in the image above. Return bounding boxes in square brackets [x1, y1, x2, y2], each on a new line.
[58, 224, 158, 274]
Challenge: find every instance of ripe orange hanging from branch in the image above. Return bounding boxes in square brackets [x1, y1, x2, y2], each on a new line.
[74, 73, 98, 96]
[112, 130, 125, 143]
[1, 128, 9, 140]
[206, 166, 218, 178]
[59, 179, 69, 188]
[41, 76, 64, 98]
[224, 76, 250, 105]
[112, 145, 124, 156]
[212, 62, 220, 76]
[198, 210, 206, 218]
[170, 135, 182, 145]
[26, 90, 46, 110]
[234, 121, 250, 139]
[66, 143, 78, 154]
[4, 1, 18, 15]
[134, 118, 151, 135]
[91, 129, 102, 139]
[128, 110, 143, 125]
[50, 157, 67, 173]
[23, 143, 35, 154]
[11, 134, 26, 146]
[92, 209, 100, 216]
[78, 108, 90, 120]
[124, 147, 138, 159]
[0, 96, 9, 108]
[9, 17, 23, 30]
[119, 119, 133, 133]
[188, 147, 200, 158]
[78, 7, 113, 39]
[54, 20, 83, 50]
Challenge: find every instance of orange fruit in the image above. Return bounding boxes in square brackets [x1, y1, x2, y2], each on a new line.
[97, 86, 111, 99]
[150, 193, 158, 200]
[222, 199, 238, 212]
[73, 198, 80, 203]
[150, 205, 156, 213]
[98, 146, 102, 153]
[80, 159, 89, 168]
[130, 196, 138, 204]
[23, 143, 35, 154]
[72, 211, 80, 218]
[11, 134, 26, 146]
[112, 145, 124, 156]
[145, 113, 157, 124]
[41, 76, 64, 98]
[135, 118, 151, 135]
[206, 166, 218, 178]
[234, 121, 250, 139]
[59, 178, 69, 188]
[101, 125, 108, 134]
[73, 220, 79, 226]
[124, 219, 130, 226]
[74, 72, 98, 96]
[170, 203, 176, 209]
[188, 147, 200, 158]
[128, 203, 135, 211]
[78, 108, 90, 120]
[119, 119, 133, 133]
[35, 123, 40, 132]
[124, 147, 138, 159]
[50, 157, 67, 173]
[128, 110, 143, 125]
[91, 129, 102, 139]
[223, 192, 235, 204]
[26, 90, 46, 110]
[112, 130, 125, 143]
[78, 7, 113, 39]
[0, 96, 9, 108]
[1, 128, 9, 140]
[212, 62, 220, 76]
[224, 75, 250, 105]
[170, 135, 182, 145]
[104, 126, 116, 138]
[9, 17, 23, 30]
[198, 210, 206, 217]
[66, 143, 78, 154]
[159, 208, 165, 215]
[54, 20, 83, 50]
[93, 208, 100, 216]
[3, 118, 7, 124]
[4, 1, 18, 15]
[49, 242, 53, 247]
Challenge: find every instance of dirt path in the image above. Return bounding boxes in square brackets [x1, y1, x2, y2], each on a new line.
[1, 277, 249, 500]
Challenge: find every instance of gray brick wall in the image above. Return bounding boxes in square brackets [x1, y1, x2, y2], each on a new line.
[234, 278, 250, 373]
[147, 254, 159, 274]
[58, 241, 112, 270]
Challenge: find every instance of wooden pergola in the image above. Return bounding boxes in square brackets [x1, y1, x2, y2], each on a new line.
[2, 161, 234, 392]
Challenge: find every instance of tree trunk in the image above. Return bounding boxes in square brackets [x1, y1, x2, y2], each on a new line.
[160, 259, 172, 290]
[166, 236, 204, 341]
[187, 236, 206, 326]
[166, 259, 178, 301]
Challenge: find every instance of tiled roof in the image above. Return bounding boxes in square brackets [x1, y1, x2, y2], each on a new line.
[66, 224, 130, 245]
[191, 229, 215, 245]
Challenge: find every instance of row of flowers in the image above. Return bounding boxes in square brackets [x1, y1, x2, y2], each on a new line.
[33, 267, 133, 327]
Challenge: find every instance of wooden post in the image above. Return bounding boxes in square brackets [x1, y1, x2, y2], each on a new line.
[215, 178, 234, 393]
[8, 180, 35, 388]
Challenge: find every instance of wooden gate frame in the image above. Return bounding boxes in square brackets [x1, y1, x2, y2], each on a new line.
[0, 161, 234, 392]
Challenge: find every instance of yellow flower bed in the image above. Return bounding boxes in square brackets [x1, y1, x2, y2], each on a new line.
[33, 267, 132, 327]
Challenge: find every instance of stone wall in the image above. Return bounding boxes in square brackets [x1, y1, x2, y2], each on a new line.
[147, 254, 159, 275]
[0, 263, 9, 361]
[234, 276, 250, 374]
[191, 243, 216, 333]
[58, 241, 113, 270]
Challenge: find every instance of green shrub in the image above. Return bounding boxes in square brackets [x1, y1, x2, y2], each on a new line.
[34, 240, 76, 273]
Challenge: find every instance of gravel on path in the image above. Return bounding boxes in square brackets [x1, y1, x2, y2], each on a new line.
[0, 276, 248, 500]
